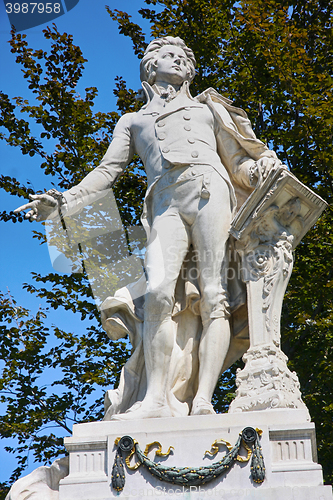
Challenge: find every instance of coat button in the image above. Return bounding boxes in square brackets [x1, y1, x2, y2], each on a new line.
[188, 138, 195, 144]
[184, 125, 191, 131]
[157, 121, 165, 127]
[183, 113, 191, 120]
[162, 147, 170, 153]
[191, 151, 199, 158]
[158, 132, 166, 140]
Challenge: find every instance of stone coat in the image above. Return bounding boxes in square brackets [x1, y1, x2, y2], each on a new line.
[64, 82, 276, 221]
[62, 83, 278, 417]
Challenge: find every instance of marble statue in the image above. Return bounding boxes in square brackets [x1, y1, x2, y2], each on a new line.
[15, 36, 325, 422]
[9, 34, 331, 500]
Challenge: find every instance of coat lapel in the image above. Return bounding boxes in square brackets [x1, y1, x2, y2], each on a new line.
[140, 81, 203, 120]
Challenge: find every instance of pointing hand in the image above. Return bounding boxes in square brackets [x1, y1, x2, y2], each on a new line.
[14, 190, 64, 222]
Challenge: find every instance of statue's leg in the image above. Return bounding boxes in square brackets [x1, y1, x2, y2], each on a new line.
[190, 174, 232, 415]
[191, 317, 231, 415]
[111, 209, 191, 420]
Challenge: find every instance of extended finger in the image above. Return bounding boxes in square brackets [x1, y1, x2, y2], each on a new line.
[14, 200, 39, 213]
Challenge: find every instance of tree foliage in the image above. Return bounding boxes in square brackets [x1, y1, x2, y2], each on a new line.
[1, 0, 333, 496]
[0, 24, 142, 497]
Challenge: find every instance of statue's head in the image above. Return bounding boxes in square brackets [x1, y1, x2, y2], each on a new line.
[140, 36, 196, 86]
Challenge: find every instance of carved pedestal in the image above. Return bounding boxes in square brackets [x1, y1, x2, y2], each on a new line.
[229, 343, 309, 414]
[58, 411, 333, 500]
[229, 167, 327, 415]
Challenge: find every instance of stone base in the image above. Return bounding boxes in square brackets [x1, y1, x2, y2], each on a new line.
[229, 344, 310, 416]
[59, 409, 332, 500]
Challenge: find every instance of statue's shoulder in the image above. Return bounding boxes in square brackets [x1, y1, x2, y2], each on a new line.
[118, 111, 136, 123]
[115, 111, 136, 131]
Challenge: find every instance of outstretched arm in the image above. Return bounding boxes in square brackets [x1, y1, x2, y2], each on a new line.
[63, 113, 134, 212]
[14, 113, 135, 221]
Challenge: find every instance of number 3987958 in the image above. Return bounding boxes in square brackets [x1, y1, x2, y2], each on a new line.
[5, 3, 61, 14]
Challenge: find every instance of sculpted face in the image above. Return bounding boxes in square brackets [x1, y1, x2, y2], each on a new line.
[153, 45, 189, 86]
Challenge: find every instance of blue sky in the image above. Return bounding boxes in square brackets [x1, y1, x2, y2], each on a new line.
[0, 0, 150, 483]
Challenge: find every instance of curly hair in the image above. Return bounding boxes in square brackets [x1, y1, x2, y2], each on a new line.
[140, 36, 196, 85]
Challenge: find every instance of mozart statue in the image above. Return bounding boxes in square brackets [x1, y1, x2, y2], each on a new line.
[15, 36, 283, 420]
